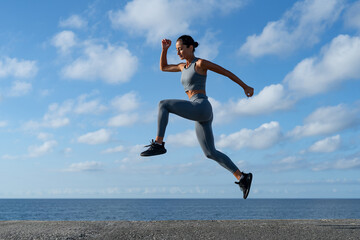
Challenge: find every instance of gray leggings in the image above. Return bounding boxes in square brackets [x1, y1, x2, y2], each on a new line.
[157, 93, 239, 174]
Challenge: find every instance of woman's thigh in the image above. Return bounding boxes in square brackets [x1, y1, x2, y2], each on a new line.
[160, 99, 212, 122]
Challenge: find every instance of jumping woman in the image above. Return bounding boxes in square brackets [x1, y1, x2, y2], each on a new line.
[140, 35, 254, 199]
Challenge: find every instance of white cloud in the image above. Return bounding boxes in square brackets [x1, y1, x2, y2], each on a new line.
[23, 93, 109, 130]
[127, 144, 144, 154]
[107, 92, 143, 127]
[312, 157, 360, 171]
[196, 30, 221, 60]
[344, 0, 360, 31]
[0, 57, 38, 78]
[289, 104, 359, 138]
[62, 42, 138, 84]
[27, 140, 57, 158]
[217, 121, 282, 150]
[167, 130, 198, 147]
[0, 121, 7, 127]
[21, 136, 70, 160]
[109, 0, 191, 44]
[309, 135, 341, 153]
[73, 94, 107, 115]
[23, 119, 69, 130]
[239, 0, 344, 57]
[52, 31, 77, 54]
[229, 84, 294, 115]
[209, 84, 293, 124]
[42, 100, 73, 128]
[74, 99, 106, 114]
[111, 92, 140, 112]
[104, 144, 145, 165]
[37, 132, 53, 141]
[271, 156, 306, 172]
[1, 154, 19, 160]
[78, 129, 111, 145]
[64, 161, 103, 172]
[39, 89, 51, 97]
[104, 144, 144, 167]
[208, 97, 227, 124]
[7, 81, 32, 97]
[119, 159, 204, 176]
[63, 148, 73, 155]
[102, 145, 125, 154]
[284, 35, 360, 97]
[59, 15, 87, 29]
[108, 113, 138, 127]
[109, 0, 246, 44]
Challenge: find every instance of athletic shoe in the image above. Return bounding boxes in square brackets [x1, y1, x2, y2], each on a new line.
[140, 140, 167, 157]
[235, 172, 253, 199]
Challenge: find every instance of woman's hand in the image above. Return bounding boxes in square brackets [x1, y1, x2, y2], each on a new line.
[244, 86, 254, 97]
[162, 39, 171, 50]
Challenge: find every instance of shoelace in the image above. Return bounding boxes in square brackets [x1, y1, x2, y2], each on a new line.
[234, 181, 245, 187]
[144, 140, 157, 149]
[235, 175, 247, 188]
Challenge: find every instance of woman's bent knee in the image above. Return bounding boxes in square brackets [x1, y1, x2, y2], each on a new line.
[204, 151, 216, 160]
[158, 100, 166, 108]
[158, 100, 170, 112]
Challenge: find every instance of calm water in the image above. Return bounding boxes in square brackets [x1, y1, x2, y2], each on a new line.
[0, 199, 359, 221]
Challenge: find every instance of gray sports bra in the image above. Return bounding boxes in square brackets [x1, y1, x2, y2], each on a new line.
[180, 58, 206, 92]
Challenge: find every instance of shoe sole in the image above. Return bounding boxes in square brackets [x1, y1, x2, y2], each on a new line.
[140, 150, 167, 157]
[243, 173, 253, 199]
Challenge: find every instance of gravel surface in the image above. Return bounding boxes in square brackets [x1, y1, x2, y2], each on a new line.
[1, 219, 359, 240]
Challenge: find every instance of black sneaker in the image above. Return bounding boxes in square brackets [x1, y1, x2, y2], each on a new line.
[140, 140, 167, 157]
[235, 172, 253, 199]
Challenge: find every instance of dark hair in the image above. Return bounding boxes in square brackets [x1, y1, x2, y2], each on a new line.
[177, 35, 199, 52]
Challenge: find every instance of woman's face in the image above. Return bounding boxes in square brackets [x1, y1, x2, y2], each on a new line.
[176, 40, 193, 60]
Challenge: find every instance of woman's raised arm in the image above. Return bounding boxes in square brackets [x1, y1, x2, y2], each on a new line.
[198, 59, 254, 97]
[160, 39, 182, 72]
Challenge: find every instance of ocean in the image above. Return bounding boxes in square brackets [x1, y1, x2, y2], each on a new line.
[0, 199, 359, 221]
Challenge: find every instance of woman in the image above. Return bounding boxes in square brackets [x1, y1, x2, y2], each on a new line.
[140, 35, 254, 199]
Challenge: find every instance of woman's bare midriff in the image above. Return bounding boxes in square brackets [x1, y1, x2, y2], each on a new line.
[186, 90, 206, 99]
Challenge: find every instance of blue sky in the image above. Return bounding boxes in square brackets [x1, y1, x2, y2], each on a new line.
[0, 0, 359, 198]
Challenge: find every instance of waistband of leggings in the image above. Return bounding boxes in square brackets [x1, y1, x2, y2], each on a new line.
[190, 93, 208, 101]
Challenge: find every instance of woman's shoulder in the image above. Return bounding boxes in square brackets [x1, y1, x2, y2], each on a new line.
[178, 62, 186, 70]
[194, 58, 209, 75]
[196, 58, 211, 66]
[196, 58, 213, 70]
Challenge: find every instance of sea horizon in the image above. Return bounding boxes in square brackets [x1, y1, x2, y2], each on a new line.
[1, 198, 359, 221]
[0, 197, 359, 200]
